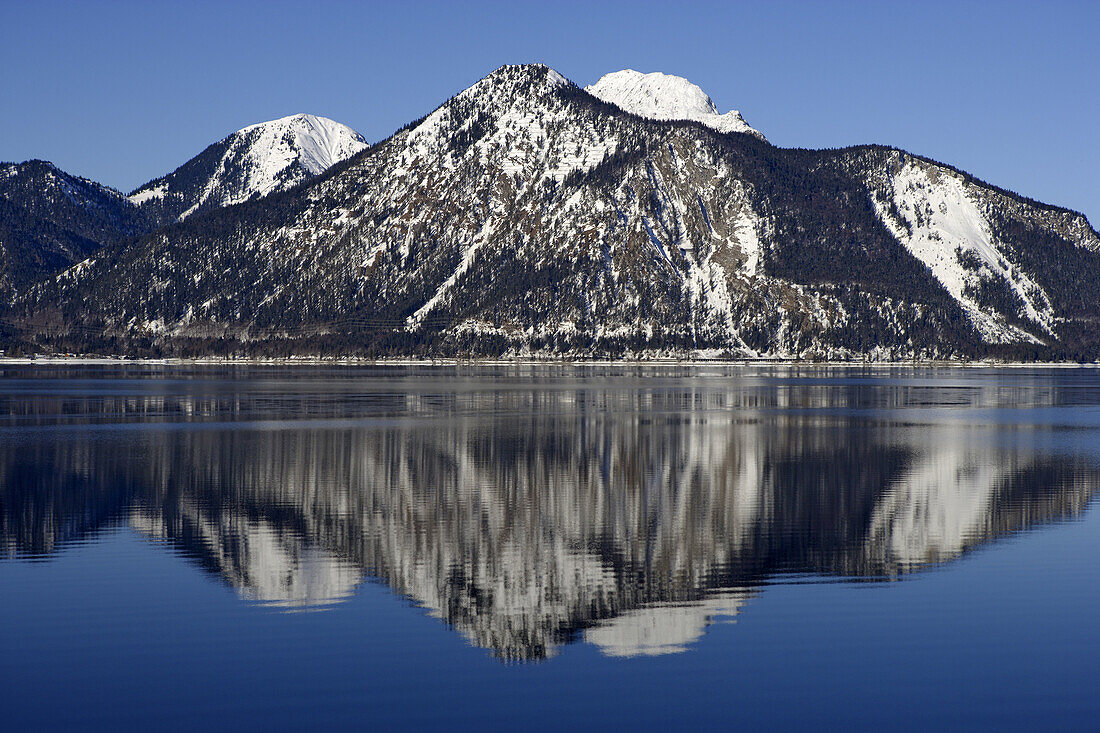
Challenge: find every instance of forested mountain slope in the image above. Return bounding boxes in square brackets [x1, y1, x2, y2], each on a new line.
[0, 160, 150, 300]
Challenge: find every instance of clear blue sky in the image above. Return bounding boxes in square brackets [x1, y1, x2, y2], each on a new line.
[2, 0, 1097, 224]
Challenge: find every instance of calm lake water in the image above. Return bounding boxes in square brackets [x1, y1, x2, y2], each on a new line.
[1, 363, 1098, 730]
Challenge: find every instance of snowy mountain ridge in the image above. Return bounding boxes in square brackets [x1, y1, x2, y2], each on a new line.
[2, 114, 369, 300]
[586, 69, 765, 140]
[2, 159, 130, 205]
[235, 113, 368, 176]
[128, 113, 368, 226]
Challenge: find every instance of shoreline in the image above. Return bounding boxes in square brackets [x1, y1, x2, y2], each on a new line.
[1, 355, 1097, 369]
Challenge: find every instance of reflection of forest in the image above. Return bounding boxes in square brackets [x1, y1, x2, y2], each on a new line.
[2, 380, 1097, 660]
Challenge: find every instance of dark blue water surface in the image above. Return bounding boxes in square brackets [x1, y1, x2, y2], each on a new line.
[1, 364, 1098, 731]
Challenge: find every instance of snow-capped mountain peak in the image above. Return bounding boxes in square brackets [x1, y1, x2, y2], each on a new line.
[128, 113, 368, 226]
[236, 113, 368, 176]
[585, 69, 765, 140]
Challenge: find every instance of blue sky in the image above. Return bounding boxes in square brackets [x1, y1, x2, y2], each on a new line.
[2, 0, 1097, 223]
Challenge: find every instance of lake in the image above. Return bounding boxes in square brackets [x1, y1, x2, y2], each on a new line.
[1, 363, 1098, 730]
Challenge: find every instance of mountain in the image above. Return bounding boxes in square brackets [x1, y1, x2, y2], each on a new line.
[585, 69, 765, 140]
[9, 64, 1100, 360]
[0, 160, 149, 300]
[0, 115, 366, 300]
[128, 113, 369, 227]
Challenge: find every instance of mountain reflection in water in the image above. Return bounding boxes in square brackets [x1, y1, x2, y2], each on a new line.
[1, 367, 1097, 661]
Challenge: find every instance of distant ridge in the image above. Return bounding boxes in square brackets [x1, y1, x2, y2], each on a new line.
[0, 159, 148, 299]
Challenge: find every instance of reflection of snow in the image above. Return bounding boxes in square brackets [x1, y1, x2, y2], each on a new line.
[586, 592, 751, 657]
[232, 535, 362, 610]
[129, 509, 362, 609]
[866, 428, 1028, 568]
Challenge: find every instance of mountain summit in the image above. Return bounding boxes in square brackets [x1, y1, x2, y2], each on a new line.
[128, 113, 368, 226]
[585, 69, 765, 140]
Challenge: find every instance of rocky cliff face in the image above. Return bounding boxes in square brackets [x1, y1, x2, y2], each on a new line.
[10, 65, 1100, 360]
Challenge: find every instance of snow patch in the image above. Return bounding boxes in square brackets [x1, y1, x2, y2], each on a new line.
[875, 161, 1053, 343]
[236, 113, 368, 175]
[732, 212, 761, 276]
[129, 181, 167, 205]
[233, 113, 368, 195]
